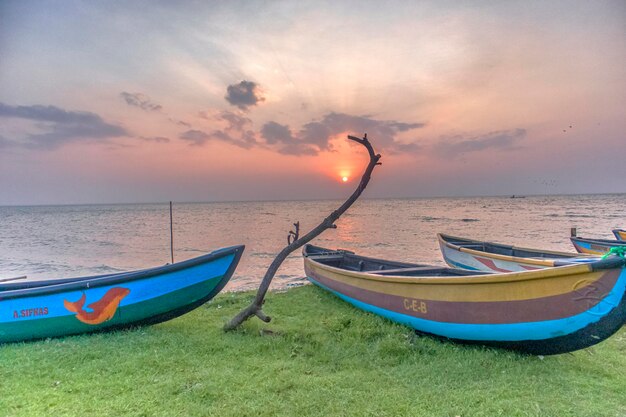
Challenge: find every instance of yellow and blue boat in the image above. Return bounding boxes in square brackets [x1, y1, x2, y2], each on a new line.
[304, 244, 626, 355]
[1, 245, 244, 343]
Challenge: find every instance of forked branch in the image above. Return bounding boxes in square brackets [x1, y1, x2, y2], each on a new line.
[287, 222, 300, 245]
[224, 134, 381, 331]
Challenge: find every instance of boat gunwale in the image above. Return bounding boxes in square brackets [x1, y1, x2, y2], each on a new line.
[304, 245, 625, 285]
[0, 245, 245, 300]
[571, 236, 626, 245]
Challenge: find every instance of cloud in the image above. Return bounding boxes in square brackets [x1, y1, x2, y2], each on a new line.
[219, 111, 251, 132]
[180, 110, 423, 156]
[139, 136, 170, 143]
[260, 121, 294, 144]
[0, 103, 104, 124]
[298, 121, 332, 150]
[119, 93, 195, 132]
[181, 111, 259, 149]
[225, 80, 265, 110]
[258, 112, 424, 156]
[434, 128, 527, 157]
[180, 129, 210, 146]
[261, 121, 317, 155]
[0, 103, 128, 149]
[276, 142, 318, 156]
[300, 113, 425, 153]
[120, 92, 162, 112]
[170, 118, 191, 128]
[214, 111, 258, 149]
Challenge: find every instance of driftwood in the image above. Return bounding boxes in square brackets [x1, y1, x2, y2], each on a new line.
[224, 134, 381, 331]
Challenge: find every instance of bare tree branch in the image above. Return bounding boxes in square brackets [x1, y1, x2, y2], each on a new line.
[224, 134, 381, 331]
[287, 222, 300, 245]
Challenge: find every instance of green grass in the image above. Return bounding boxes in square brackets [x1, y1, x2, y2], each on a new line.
[1, 285, 625, 417]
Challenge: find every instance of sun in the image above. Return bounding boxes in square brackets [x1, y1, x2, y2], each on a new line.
[342, 176, 349, 182]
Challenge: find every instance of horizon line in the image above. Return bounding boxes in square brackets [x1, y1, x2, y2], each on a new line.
[1, 192, 624, 208]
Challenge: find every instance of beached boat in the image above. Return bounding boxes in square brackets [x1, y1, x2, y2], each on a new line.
[613, 229, 626, 241]
[304, 244, 626, 355]
[0, 245, 244, 343]
[438, 233, 597, 272]
[571, 236, 626, 255]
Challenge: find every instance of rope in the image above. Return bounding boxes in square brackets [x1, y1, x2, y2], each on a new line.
[602, 246, 626, 259]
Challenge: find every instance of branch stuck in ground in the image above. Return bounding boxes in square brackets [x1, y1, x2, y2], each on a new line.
[224, 134, 381, 331]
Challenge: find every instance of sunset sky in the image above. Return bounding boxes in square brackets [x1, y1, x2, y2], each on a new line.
[1, 0, 624, 205]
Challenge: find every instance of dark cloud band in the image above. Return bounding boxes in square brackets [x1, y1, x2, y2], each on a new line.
[120, 92, 162, 112]
[435, 128, 527, 157]
[0, 102, 128, 149]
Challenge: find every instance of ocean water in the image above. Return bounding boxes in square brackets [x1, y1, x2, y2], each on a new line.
[1, 194, 624, 291]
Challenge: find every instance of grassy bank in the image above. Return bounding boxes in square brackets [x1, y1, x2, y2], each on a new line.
[1, 285, 625, 417]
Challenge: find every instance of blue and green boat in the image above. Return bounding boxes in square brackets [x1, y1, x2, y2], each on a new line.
[0, 245, 244, 343]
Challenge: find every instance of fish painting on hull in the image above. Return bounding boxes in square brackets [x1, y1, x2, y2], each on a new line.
[64, 287, 130, 325]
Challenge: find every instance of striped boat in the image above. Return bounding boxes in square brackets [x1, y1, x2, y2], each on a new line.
[438, 233, 597, 272]
[613, 229, 626, 241]
[0, 245, 244, 343]
[304, 244, 626, 355]
[571, 236, 626, 255]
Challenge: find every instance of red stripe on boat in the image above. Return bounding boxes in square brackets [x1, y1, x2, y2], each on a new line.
[474, 256, 512, 272]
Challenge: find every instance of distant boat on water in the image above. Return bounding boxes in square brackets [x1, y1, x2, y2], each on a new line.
[0, 245, 244, 343]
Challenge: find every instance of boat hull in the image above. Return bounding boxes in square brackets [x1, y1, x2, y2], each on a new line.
[304, 245, 626, 355]
[438, 233, 596, 272]
[0, 245, 244, 343]
[571, 236, 626, 255]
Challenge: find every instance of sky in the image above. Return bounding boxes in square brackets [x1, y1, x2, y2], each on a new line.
[0, 0, 624, 205]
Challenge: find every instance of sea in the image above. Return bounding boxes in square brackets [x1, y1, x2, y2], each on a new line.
[1, 194, 624, 291]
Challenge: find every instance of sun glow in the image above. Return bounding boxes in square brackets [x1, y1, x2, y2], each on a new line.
[339, 170, 351, 183]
